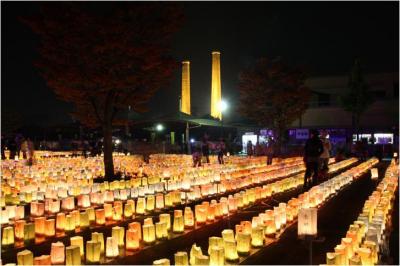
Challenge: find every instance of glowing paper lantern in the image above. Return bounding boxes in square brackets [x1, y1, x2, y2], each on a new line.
[86, 241, 101, 263]
[106, 236, 119, 258]
[104, 203, 113, 220]
[236, 232, 251, 255]
[126, 229, 140, 250]
[184, 207, 194, 228]
[173, 210, 184, 233]
[251, 227, 264, 247]
[112, 226, 125, 246]
[23, 223, 35, 242]
[34, 217, 45, 235]
[143, 224, 156, 244]
[222, 229, 235, 242]
[70, 236, 84, 257]
[147, 195, 155, 211]
[156, 222, 168, 239]
[17, 250, 34, 265]
[34, 255, 51, 265]
[50, 242, 65, 264]
[124, 202, 134, 218]
[2, 226, 14, 246]
[174, 251, 189, 266]
[31, 201, 44, 217]
[95, 209, 105, 225]
[153, 258, 170, 265]
[15, 219, 26, 239]
[45, 219, 55, 237]
[56, 213, 66, 231]
[136, 197, 146, 214]
[209, 246, 224, 266]
[159, 213, 171, 231]
[370, 168, 378, 180]
[208, 236, 224, 255]
[80, 211, 89, 228]
[298, 208, 317, 238]
[190, 244, 203, 265]
[65, 215, 75, 232]
[91, 232, 105, 254]
[129, 222, 142, 240]
[194, 254, 209, 266]
[224, 240, 239, 261]
[66, 245, 81, 266]
[156, 194, 165, 209]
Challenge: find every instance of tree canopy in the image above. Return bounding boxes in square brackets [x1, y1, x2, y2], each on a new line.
[238, 57, 310, 145]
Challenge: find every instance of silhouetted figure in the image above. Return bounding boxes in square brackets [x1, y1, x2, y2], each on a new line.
[217, 139, 226, 164]
[8, 138, 17, 160]
[201, 138, 210, 164]
[266, 137, 275, 165]
[246, 140, 253, 157]
[303, 129, 323, 190]
[193, 144, 202, 167]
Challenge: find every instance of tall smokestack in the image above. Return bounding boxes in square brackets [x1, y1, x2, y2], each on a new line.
[211, 51, 222, 120]
[181, 61, 191, 115]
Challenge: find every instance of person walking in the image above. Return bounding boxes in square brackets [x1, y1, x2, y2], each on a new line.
[217, 139, 226, 164]
[319, 130, 331, 179]
[266, 137, 275, 165]
[201, 137, 210, 164]
[192, 144, 202, 167]
[246, 140, 253, 157]
[303, 129, 323, 190]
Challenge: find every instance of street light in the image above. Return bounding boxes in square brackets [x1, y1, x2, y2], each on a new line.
[156, 124, 164, 131]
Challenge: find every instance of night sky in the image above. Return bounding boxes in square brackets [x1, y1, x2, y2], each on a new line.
[2, 1, 399, 127]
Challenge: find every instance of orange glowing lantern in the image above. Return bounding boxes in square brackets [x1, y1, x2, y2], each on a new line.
[56, 213, 66, 231]
[45, 219, 55, 237]
[159, 213, 171, 231]
[173, 210, 184, 233]
[224, 240, 239, 261]
[195, 205, 207, 224]
[156, 194, 165, 209]
[184, 207, 194, 228]
[104, 203, 113, 220]
[34, 217, 45, 235]
[95, 209, 105, 225]
[126, 229, 140, 250]
[34, 254, 52, 265]
[50, 241, 65, 264]
[15, 219, 26, 239]
[106, 236, 119, 258]
[129, 222, 142, 240]
[17, 250, 34, 265]
[236, 232, 251, 255]
[143, 224, 156, 244]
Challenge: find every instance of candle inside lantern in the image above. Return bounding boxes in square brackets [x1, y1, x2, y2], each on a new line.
[17, 250, 34, 265]
[86, 240, 101, 263]
[66, 245, 81, 266]
[89, 232, 105, 255]
[174, 251, 189, 266]
[70, 236, 84, 257]
[50, 241, 65, 264]
[106, 236, 119, 258]
[173, 210, 184, 233]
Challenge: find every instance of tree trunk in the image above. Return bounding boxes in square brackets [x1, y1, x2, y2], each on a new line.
[103, 123, 114, 178]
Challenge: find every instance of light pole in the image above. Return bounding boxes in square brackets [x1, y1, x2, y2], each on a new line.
[219, 100, 228, 138]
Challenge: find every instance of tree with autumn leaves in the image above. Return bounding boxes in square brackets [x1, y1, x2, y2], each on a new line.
[238, 58, 310, 152]
[22, 2, 183, 177]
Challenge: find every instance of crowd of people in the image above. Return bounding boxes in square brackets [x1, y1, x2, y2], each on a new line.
[192, 137, 226, 167]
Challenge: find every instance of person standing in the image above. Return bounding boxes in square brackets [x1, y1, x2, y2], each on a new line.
[21, 138, 28, 159]
[193, 144, 202, 167]
[303, 129, 324, 190]
[26, 137, 35, 165]
[266, 137, 275, 165]
[201, 137, 210, 164]
[217, 139, 226, 164]
[246, 140, 253, 157]
[319, 130, 331, 178]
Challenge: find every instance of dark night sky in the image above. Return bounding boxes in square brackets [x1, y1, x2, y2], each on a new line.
[2, 1, 399, 127]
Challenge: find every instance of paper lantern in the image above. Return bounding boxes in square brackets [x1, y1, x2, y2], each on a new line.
[126, 229, 140, 250]
[15, 219, 26, 239]
[15, 206, 25, 220]
[156, 193, 165, 209]
[66, 245, 81, 265]
[334, 244, 347, 265]
[34, 254, 51, 265]
[165, 193, 173, 207]
[104, 203, 113, 220]
[23, 223, 35, 242]
[224, 240, 239, 261]
[70, 236, 84, 257]
[370, 168, 378, 180]
[56, 213, 66, 231]
[207, 204, 216, 221]
[356, 247, 373, 265]
[174, 251, 189, 266]
[147, 195, 155, 211]
[159, 213, 171, 231]
[86, 240, 101, 263]
[209, 246, 224, 266]
[45, 219, 55, 237]
[190, 244, 203, 265]
[237, 232, 251, 255]
[34, 217, 45, 235]
[326, 252, 339, 265]
[208, 236, 224, 255]
[173, 210, 184, 233]
[91, 232, 105, 254]
[50, 241, 65, 264]
[2, 226, 14, 246]
[95, 209, 105, 225]
[65, 215, 75, 232]
[222, 229, 235, 242]
[87, 207, 95, 222]
[349, 254, 362, 265]
[153, 258, 170, 265]
[136, 197, 146, 214]
[31, 201, 44, 217]
[143, 224, 156, 244]
[112, 226, 125, 246]
[362, 241, 378, 264]
[129, 222, 142, 240]
[124, 202, 134, 218]
[184, 207, 194, 228]
[144, 217, 153, 226]
[156, 222, 168, 239]
[80, 211, 89, 228]
[264, 219, 276, 237]
[298, 208, 317, 238]
[195, 205, 207, 224]
[194, 254, 209, 266]
[62, 197, 75, 211]
[17, 250, 34, 265]
[251, 226, 264, 247]
[113, 205, 122, 221]
[106, 236, 119, 258]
